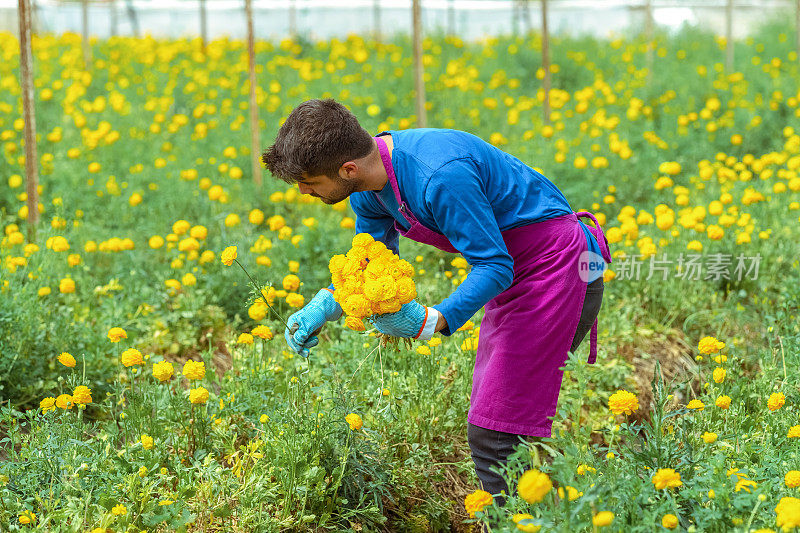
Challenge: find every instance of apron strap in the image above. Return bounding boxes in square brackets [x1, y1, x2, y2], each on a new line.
[375, 136, 404, 207]
[574, 211, 608, 365]
[574, 211, 612, 264]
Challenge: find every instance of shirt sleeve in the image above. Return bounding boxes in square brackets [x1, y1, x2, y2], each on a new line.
[423, 158, 515, 335]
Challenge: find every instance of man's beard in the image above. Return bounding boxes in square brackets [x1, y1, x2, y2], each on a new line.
[318, 174, 359, 204]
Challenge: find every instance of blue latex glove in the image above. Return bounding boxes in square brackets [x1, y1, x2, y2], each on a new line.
[284, 289, 343, 357]
[370, 300, 440, 340]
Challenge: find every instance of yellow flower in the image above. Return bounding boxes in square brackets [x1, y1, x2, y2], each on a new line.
[237, 333, 254, 344]
[735, 478, 758, 493]
[189, 387, 209, 404]
[661, 514, 679, 529]
[557, 486, 582, 501]
[686, 399, 704, 410]
[152, 360, 174, 382]
[120, 348, 143, 367]
[18, 510, 35, 525]
[285, 292, 305, 308]
[592, 511, 614, 527]
[608, 390, 639, 415]
[776, 497, 800, 531]
[72, 385, 92, 405]
[786, 471, 800, 488]
[282, 274, 300, 291]
[511, 513, 541, 532]
[768, 392, 785, 411]
[224, 213, 241, 227]
[55, 394, 73, 410]
[141, 434, 154, 450]
[577, 464, 596, 475]
[464, 489, 493, 518]
[252, 325, 273, 340]
[59, 277, 76, 293]
[345, 316, 366, 331]
[172, 220, 190, 235]
[107, 327, 128, 342]
[111, 504, 127, 515]
[787, 425, 800, 438]
[221, 246, 237, 266]
[713, 367, 726, 383]
[716, 395, 732, 409]
[698, 336, 725, 354]
[148, 235, 165, 249]
[345, 413, 363, 430]
[182, 360, 206, 381]
[416, 345, 431, 356]
[652, 468, 682, 489]
[40, 397, 56, 413]
[517, 469, 552, 504]
[352, 233, 374, 248]
[58, 352, 76, 368]
[702, 432, 718, 443]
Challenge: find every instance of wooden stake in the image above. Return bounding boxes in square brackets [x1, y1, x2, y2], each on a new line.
[18, 0, 39, 239]
[725, 0, 734, 72]
[541, 0, 551, 125]
[245, 0, 262, 186]
[200, 0, 207, 54]
[82, 0, 90, 69]
[796, 0, 799, 62]
[645, 0, 654, 76]
[412, 0, 427, 127]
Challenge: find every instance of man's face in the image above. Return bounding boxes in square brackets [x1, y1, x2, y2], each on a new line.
[297, 168, 358, 205]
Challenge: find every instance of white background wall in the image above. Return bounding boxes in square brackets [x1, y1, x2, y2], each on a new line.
[0, 0, 796, 40]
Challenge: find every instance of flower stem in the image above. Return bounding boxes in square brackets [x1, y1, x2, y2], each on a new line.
[234, 258, 290, 330]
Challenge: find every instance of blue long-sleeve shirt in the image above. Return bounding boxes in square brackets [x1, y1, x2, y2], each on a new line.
[344, 128, 603, 335]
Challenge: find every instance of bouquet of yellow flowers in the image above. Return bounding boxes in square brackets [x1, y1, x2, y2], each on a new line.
[329, 233, 417, 332]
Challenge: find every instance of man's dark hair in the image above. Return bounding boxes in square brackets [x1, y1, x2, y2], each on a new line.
[261, 99, 374, 183]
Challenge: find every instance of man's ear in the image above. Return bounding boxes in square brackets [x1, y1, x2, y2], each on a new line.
[340, 161, 358, 178]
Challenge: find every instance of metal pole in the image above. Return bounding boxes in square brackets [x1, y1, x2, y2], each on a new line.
[447, 0, 455, 36]
[373, 0, 381, 41]
[541, 0, 551, 125]
[511, 0, 518, 36]
[126, 0, 139, 37]
[245, 0, 262, 186]
[289, 0, 297, 39]
[412, 0, 427, 127]
[110, 0, 118, 36]
[200, 0, 207, 54]
[522, 0, 532, 35]
[82, 0, 91, 69]
[725, 0, 734, 72]
[18, 0, 39, 239]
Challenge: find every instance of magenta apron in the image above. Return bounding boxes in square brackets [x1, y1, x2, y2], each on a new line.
[374, 136, 612, 437]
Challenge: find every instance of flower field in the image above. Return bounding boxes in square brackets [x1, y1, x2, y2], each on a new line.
[2, 18, 800, 532]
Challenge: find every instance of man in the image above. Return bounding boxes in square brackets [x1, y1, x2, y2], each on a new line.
[262, 98, 611, 498]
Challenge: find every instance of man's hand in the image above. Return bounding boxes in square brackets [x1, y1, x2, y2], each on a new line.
[370, 300, 440, 341]
[284, 289, 342, 357]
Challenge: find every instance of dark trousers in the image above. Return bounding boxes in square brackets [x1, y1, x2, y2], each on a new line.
[467, 277, 604, 499]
